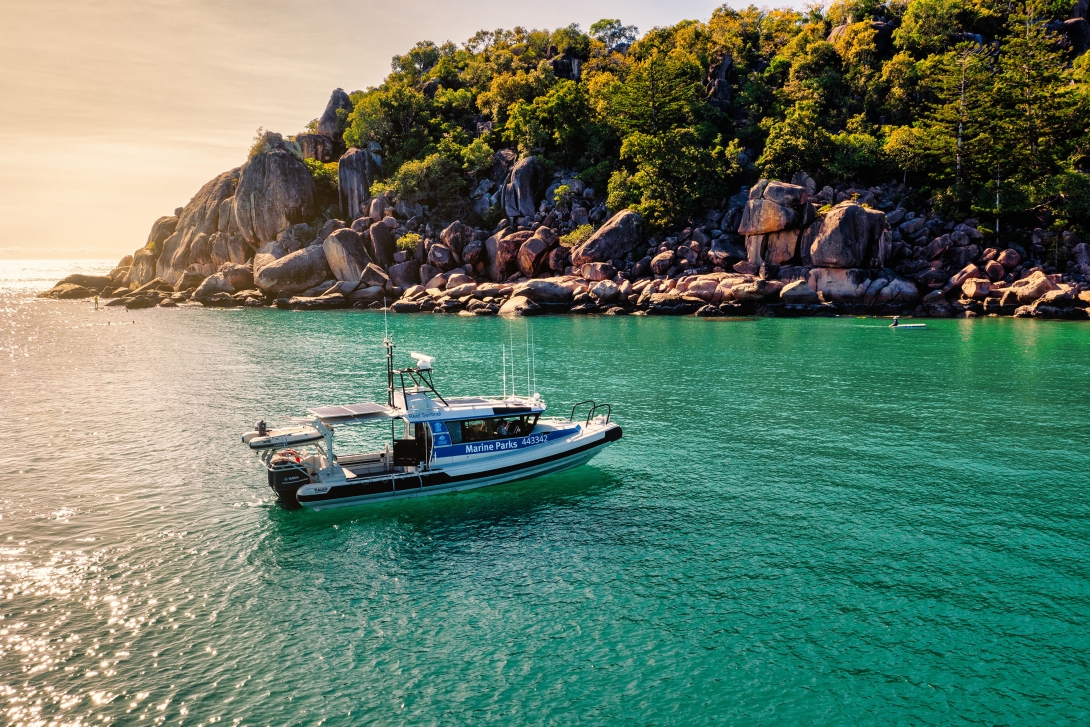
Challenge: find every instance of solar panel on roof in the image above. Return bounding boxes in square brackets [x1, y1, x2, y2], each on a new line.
[309, 402, 396, 422]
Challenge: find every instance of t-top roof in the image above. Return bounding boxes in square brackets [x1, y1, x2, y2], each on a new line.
[308, 402, 400, 424]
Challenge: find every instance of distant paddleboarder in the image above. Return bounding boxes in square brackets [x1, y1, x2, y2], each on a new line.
[94, 295, 99, 311]
[890, 316, 899, 327]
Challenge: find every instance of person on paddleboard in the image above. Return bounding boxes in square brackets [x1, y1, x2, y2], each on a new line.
[890, 316, 899, 327]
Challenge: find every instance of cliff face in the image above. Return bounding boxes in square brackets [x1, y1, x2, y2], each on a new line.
[232, 147, 316, 246]
[155, 169, 240, 285]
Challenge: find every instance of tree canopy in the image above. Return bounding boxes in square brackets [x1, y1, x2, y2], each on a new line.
[323, 2, 1090, 233]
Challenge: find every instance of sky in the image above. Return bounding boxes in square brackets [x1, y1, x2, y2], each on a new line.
[0, 0, 763, 260]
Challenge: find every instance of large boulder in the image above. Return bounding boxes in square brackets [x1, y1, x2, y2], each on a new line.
[218, 262, 254, 291]
[808, 202, 887, 268]
[192, 273, 235, 301]
[570, 210, 642, 267]
[232, 136, 316, 246]
[338, 144, 382, 220]
[427, 243, 457, 271]
[780, 278, 819, 304]
[863, 275, 919, 308]
[746, 229, 800, 266]
[387, 260, 420, 290]
[486, 231, 521, 282]
[147, 215, 179, 249]
[462, 239, 485, 265]
[1010, 270, 1058, 304]
[738, 199, 795, 236]
[323, 228, 370, 282]
[517, 228, 557, 277]
[499, 156, 541, 219]
[285, 293, 349, 311]
[761, 181, 810, 209]
[440, 221, 474, 257]
[317, 88, 353, 142]
[808, 267, 875, 303]
[498, 295, 541, 316]
[155, 168, 241, 285]
[38, 283, 95, 299]
[297, 133, 333, 162]
[254, 245, 333, 295]
[511, 278, 577, 304]
[368, 222, 397, 269]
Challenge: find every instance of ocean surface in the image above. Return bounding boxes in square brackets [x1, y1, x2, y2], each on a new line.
[3, 259, 1089, 725]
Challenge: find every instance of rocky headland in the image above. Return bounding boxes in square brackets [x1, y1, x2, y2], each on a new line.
[42, 89, 1090, 321]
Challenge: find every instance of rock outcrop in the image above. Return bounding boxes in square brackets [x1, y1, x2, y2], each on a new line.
[571, 210, 642, 267]
[232, 133, 316, 247]
[808, 202, 889, 268]
[317, 89, 353, 143]
[498, 156, 541, 220]
[338, 144, 382, 220]
[297, 133, 333, 162]
[254, 245, 333, 295]
[155, 168, 241, 286]
[323, 228, 370, 282]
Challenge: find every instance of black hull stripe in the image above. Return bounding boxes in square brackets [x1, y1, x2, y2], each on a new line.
[295, 428, 620, 504]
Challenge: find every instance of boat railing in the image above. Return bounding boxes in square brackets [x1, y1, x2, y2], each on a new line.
[588, 403, 611, 424]
[570, 400, 595, 422]
[570, 400, 611, 425]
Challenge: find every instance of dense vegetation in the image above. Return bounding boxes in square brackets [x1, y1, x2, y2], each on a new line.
[316, 1, 1090, 234]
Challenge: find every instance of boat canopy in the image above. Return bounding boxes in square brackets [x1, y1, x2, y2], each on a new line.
[308, 402, 401, 425]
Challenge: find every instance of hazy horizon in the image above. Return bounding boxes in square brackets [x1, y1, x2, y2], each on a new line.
[0, 0, 790, 260]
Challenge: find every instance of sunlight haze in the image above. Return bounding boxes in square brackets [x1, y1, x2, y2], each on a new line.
[0, 0, 746, 259]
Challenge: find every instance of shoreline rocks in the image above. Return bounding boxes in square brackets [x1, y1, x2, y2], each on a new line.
[43, 122, 1090, 322]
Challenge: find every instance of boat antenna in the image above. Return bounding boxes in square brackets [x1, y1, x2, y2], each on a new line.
[526, 325, 531, 396]
[502, 344, 506, 399]
[531, 324, 536, 395]
[383, 296, 389, 343]
[509, 325, 515, 400]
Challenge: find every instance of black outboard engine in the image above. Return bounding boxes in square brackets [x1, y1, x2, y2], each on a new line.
[267, 452, 313, 508]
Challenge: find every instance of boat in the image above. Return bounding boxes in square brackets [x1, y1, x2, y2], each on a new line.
[889, 317, 926, 328]
[241, 340, 621, 510]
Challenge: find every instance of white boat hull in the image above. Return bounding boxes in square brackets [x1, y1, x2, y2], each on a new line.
[294, 422, 620, 510]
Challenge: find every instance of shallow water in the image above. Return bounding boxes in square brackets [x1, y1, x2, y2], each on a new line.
[3, 261, 1090, 725]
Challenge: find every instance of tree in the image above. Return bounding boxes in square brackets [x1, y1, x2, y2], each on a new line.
[757, 101, 831, 179]
[590, 19, 638, 49]
[597, 46, 704, 135]
[608, 128, 742, 228]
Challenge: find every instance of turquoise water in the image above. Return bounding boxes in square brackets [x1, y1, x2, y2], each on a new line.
[3, 261, 1090, 725]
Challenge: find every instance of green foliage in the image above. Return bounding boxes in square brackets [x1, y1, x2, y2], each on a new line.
[504, 80, 609, 164]
[375, 152, 465, 215]
[461, 138, 495, 178]
[325, 5, 1088, 233]
[609, 129, 742, 228]
[396, 232, 423, 252]
[249, 128, 302, 161]
[553, 184, 574, 211]
[560, 224, 595, 247]
[303, 159, 340, 209]
[590, 19, 638, 48]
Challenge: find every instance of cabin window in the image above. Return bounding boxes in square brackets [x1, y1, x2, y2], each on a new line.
[455, 415, 539, 443]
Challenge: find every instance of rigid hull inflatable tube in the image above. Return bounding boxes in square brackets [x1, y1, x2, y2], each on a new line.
[295, 425, 622, 509]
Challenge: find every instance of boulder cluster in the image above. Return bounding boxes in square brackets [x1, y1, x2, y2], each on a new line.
[39, 90, 1090, 321]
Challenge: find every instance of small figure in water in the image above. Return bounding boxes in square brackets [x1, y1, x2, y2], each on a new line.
[890, 316, 900, 327]
[94, 295, 99, 311]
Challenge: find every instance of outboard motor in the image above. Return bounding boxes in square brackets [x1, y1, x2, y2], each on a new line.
[267, 450, 313, 508]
